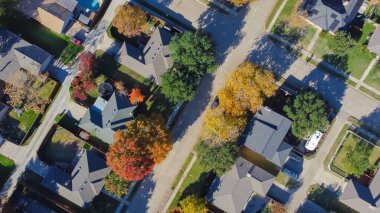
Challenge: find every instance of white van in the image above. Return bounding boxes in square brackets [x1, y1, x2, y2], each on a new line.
[305, 131, 323, 151]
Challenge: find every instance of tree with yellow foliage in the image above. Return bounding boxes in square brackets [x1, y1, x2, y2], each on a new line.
[202, 107, 246, 144]
[228, 0, 249, 7]
[179, 195, 207, 213]
[218, 62, 276, 116]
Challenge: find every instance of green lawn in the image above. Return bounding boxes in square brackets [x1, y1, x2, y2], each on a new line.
[59, 43, 84, 65]
[32, 78, 58, 101]
[168, 158, 214, 212]
[312, 23, 376, 79]
[6, 12, 69, 56]
[364, 63, 380, 91]
[331, 132, 380, 177]
[307, 184, 352, 213]
[171, 153, 194, 189]
[0, 154, 15, 190]
[42, 126, 85, 164]
[271, 0, 317, 48]
[265, 0, 286, 29]
[275, 172, 298, 188]
[4, 109, 39, 143]
[359, 86, 380, 102]
[324, 124, 350, 169]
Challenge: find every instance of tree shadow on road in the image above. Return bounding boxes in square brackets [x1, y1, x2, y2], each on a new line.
[360, 108, 380, 134]
[126, 173, 156, 213]
[197, 5, 248, 65]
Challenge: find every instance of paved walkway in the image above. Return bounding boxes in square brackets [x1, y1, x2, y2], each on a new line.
[306, 28, 321, 52]
[0, 141, 27, 164]
[356, 56, 379, 89]
[266, 0, 288, 31]
[162, 154, 197, 212]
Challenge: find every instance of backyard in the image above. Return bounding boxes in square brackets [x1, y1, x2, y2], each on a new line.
[41, 126, 85, 165]
[0, 154, 15, 190]
[271, 0, 317, 49]
[331, 132, 380, 177]
[312, 23, 377, 79]
[1, 78, 58, 143]
[307, 184, 353, 213]
[168, 158, 214, 212]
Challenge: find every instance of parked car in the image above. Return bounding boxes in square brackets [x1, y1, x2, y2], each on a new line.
[211, 96, 219, 109]
[282, 168, 299, 180]
[305, 131, 323, 151]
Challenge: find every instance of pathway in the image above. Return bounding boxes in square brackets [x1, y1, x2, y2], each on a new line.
[0, 141, 27, 164]
[306, 28, 321, 52]
[162, 154, 197, 212]
[356, 56, 379, 89]
[266, 0, 288, 32]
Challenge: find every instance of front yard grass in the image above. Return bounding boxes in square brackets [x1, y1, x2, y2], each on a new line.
[32, 78, 58, 101]
[0, 154, 15, 189]
[312, 23, 376, 79]
[275, 172, 298, 188]
[42, 126, 85, 164]
[168, 158, 214, 212]
[59, 42, 84, 66]
[331, 132, 380, 177]
[271, 0, 317, 49]
[359, 86, 380, 102]
[364, 63, 380, 91]
[307, 184, 352, 213]
[265, 0, 286, 29]
[4, 109, 39, 143]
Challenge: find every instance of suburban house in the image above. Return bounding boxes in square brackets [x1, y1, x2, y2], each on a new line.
[339, 168, 380, 212]
[0, 29, 53, 86]
[300, 0, 364, 33]
[78, 92, 137, 144]
[207, 157, 274, 213]
[116, 27, 174, 84]
[368, 25, 380, 57]
[239, 107, 293, 169]
[42, 150, 111, 207]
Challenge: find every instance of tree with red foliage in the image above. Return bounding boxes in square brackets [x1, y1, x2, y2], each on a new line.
[106, 114, 172, 181]
[106, 130, 154, 181]
[128, 88, 144, 104]
[78, 51, 96, 71]
[70, 70, 95, 101]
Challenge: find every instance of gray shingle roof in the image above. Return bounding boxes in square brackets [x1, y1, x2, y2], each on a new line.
[38, 2, 73, 21]
[301, 0, 363, 32]
[340, 169, 380, 212]
[78, 92, 137, 144]
[0, 29, 51, 85]
[368, 26, 380, 57]
[116, 28, 174, 84]
[240, 107, 292, 167]
[207, 157, 275, 213]
[42, 150, 111, 207]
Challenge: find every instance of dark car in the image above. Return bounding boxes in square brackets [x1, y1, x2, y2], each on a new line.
[211, 96, 219, 109]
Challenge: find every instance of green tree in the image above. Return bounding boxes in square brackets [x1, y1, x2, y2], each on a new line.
[160, 71, 196, 103]
[0, 0, 17, 27]
[170, 31, 216, 76]
[179, 195, 207, 213]
[342, 139, 372, 178]
[104, 172, 132, 197]
[328, 31, 355, 55]
[284, 90, 329, 139]
[196, 141, 239, 176]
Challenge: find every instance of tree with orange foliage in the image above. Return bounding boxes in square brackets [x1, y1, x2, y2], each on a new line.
[218, 62, 276, 116]
[106, 114, 172, 181]
[106, 130, 154, 181]
[113, 5, 147, 38]
[128, 88, 144, 104]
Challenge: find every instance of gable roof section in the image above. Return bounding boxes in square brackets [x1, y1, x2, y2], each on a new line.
[116, 28, 174, 84]
[78, 92, 137, 144]
[368, 26, 380, 57]
[240, 107, 292, 167]
[302, 0, 363, 32]
[207, 157, 275, 213]
[42, 150, 111, 207]
[0, 29, 51, 85]
[340, 169, 380, 212]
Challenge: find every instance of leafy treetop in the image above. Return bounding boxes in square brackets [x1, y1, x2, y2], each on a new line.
[179, 195, 208, 213]
[113, 5, 147, 38]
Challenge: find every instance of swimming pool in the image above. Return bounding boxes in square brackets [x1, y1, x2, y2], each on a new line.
[77, 0, 100, 12]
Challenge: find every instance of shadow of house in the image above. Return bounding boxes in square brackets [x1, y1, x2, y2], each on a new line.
[124, 173, 156, 212]
[360, 108, 380, 133]
[207, 157, 276, 213]
[41, 149, 111, 207]
[300, 0, 364, 33]
[197, 5, 248, 65]
[78, 92, 137, 144]
[0, 29, 53, 86]
[115, 27, 174, 84]
[239, 107, 293, 172]
[180, 171, 215, 201]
